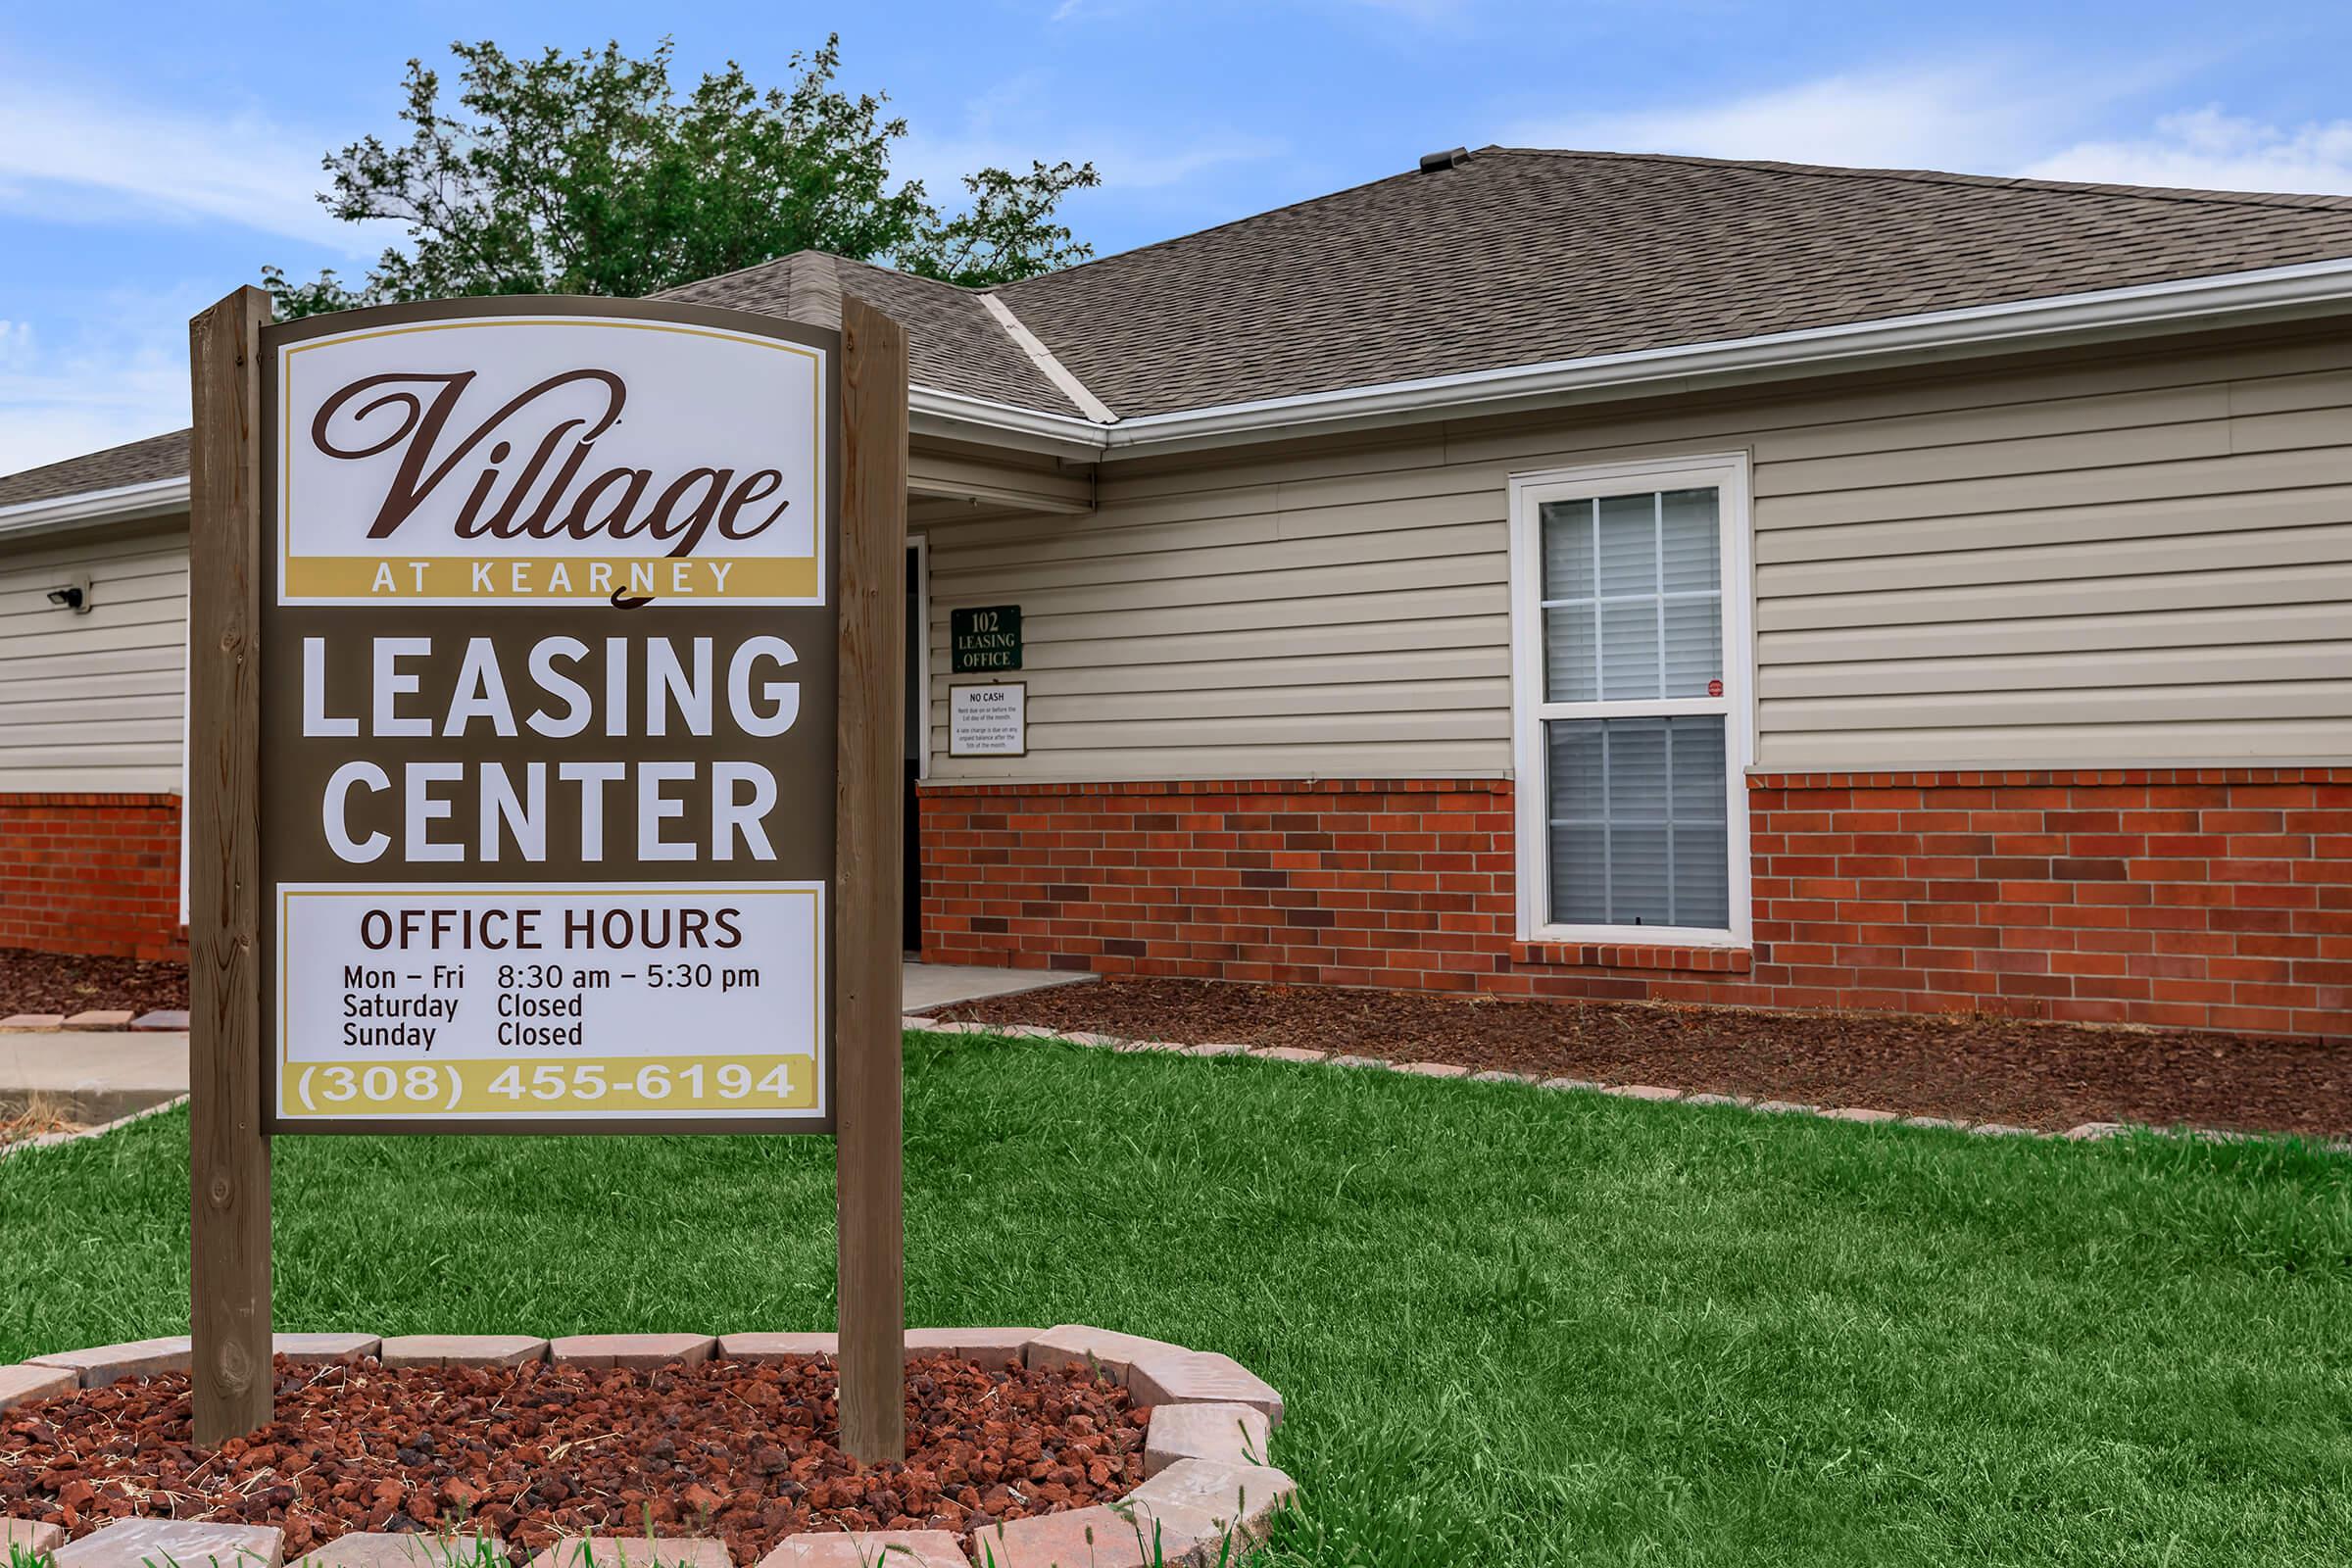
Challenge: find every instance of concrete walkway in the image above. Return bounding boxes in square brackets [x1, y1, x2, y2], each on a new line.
[0, 1033, 190, 1122]
[0, 963, 1090, 1119]
[902, 961, 1095, 1014]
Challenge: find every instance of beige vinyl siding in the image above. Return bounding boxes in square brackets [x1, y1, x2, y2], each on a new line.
[924, 324, 2352, 781]
[0, 520, 189, 792]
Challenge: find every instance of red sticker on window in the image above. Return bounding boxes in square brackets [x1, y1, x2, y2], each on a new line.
[1707, 678, 1724, 697]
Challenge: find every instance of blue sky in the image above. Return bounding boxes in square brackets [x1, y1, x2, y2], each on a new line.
[4, 0, 2350, 474]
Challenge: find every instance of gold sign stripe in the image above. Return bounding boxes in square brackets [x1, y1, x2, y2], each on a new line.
[278, 1053, 820, 1116]
[284, 555, 819, 600]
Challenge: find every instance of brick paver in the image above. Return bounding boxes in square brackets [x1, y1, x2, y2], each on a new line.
[28, 1335, 191, 1386]
[1120, 1459, 1296, 1551]
[1126, 1351, 1285, 1425]
[1023, 1325, 1187, 1388]
[525, 1541, 730, 1568]
[1144, 1401, 1271, 1477]
[1392, 1061, 1470, 1079]
[0, 1362, 76, 1411]
[717, 1332, 836, 1362]
[4, 1518, 66, 1556]
[63, 1010, 135, 1031]
[378, 1335, 547, 1369]
[1250, 1046, 1328, 1064]
[0, 1014, 65, 1032]
[291, 1532, 503, 1568]
[548, 1334, 716, 1370]
[758, 1531, 971, 1567]
[968, 1507, 1147, 1568]
[54, 1520, 282, 1568]
[903, 1327, 1035, 1369]
[275, 1333, 381, 1363]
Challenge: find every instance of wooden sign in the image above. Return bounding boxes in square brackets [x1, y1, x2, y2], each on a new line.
[950, 605, 1022, 672]
[187, 290, 908, 1457]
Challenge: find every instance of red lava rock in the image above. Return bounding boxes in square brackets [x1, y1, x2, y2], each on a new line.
[0, 1352, 1146, 1564]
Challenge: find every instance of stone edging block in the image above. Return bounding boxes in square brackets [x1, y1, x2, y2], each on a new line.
[548, 1333, 716, 1370]
[378, 1334, 549, 1369]
[53, 1520, 284, 1568]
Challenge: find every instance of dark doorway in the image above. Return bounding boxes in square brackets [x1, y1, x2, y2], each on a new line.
[904, 540, 925, 953]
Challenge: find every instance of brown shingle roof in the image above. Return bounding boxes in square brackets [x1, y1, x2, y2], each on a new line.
[993, 147, 2352, 417]
[659, 252, 1085, 417]
[0, 428, 190, 508]
[14, 147, 2352, 501]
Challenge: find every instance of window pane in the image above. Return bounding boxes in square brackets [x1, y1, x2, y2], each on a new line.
[1603, 717, 1666, 820]
[1543, 605, 1597, 703]
[1545, 715, 1731, 931]
[1540, 499, 1593, 600]
[1662, 594, 1723, 698]
[1548, 824, 1609, 925]
[1595, 492, 1656, 597]
[1598, 601, 1660, 699]
[1659, 488, 1719, 592]
[1608, 824, 1672, 923]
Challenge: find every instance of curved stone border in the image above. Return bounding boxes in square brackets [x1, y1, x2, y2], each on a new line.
[0, 1325, 1294, 1568]
[904, 1014, 2344, 1150]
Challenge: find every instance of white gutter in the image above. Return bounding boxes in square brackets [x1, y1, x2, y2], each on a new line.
[18, 254, 2352, 528]
[0, 474, 190, 538]
[1087, 254, 2352, 457]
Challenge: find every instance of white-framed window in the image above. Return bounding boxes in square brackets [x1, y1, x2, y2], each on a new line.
[1507, 453, 1753, 948]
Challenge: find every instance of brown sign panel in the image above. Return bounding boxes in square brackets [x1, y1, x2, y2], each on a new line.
[257, 296, 839, 1133]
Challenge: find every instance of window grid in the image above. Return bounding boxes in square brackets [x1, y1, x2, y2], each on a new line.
[1544, 719, 1728, 927]
[1537, 493, 1723, 705]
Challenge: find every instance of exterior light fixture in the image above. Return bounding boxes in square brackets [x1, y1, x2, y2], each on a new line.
[46, 577, 91, 613]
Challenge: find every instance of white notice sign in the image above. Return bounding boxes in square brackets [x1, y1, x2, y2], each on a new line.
[277, 882, 824, 1122]
[950, 682, 1026, 757]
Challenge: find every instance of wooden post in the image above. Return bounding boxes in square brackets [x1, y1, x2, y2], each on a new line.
[834, 295, 909, 1463]
[187, 286, 273, 1445]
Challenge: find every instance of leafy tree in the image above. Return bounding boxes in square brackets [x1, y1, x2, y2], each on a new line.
[263, 35, 1097, 318]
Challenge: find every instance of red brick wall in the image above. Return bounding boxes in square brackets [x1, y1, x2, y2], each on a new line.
[918, 769, 2351, 1041]
[0, 794, 186, 961]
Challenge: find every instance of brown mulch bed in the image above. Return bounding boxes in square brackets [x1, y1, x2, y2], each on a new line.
[0, 948, 186, 1017]
[933, 977, 2352, 1138]
[1, 1353, 1145, 1561]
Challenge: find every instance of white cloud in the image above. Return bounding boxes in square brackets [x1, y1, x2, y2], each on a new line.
[1504, 62, 2352, 204]
[0, 285, 205, 476]
[1502, 63, 2081, 172]
[0, 77, 386, 254]
[2026, 106, 2352, 195]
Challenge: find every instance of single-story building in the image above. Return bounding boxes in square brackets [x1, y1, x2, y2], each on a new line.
[2, 146, 2347, 1037]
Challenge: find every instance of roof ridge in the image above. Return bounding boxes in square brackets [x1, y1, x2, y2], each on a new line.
[1488, 145, 2352, 215]
[992, 164, 1433, 294]
[978, 294, 1116, 422]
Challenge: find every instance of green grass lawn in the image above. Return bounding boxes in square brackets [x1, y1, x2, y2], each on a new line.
[6, 1030, 2350, 1566]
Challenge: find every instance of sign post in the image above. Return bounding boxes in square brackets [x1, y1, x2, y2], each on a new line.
[186, 287, 907, 1457]
[188, 286, 273, 1446]
[833, 296, 909, 1462]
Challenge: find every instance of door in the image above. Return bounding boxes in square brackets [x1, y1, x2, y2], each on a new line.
[904, 538, 927, 953]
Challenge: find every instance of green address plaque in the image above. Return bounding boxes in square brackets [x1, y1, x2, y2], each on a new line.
[951, 605, 1023, 672]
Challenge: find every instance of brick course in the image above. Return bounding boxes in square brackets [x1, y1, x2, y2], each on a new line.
[919, 770, 2351, 1041]
[0, 794, 185, 960]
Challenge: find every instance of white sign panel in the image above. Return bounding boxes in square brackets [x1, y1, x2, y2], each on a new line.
[278, 883, 823, 1122]
[276, 314, 826, 606]
[950, 682, 1026, 757]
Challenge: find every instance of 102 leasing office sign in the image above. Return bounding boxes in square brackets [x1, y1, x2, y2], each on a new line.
[260, 298, 838, 1131]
